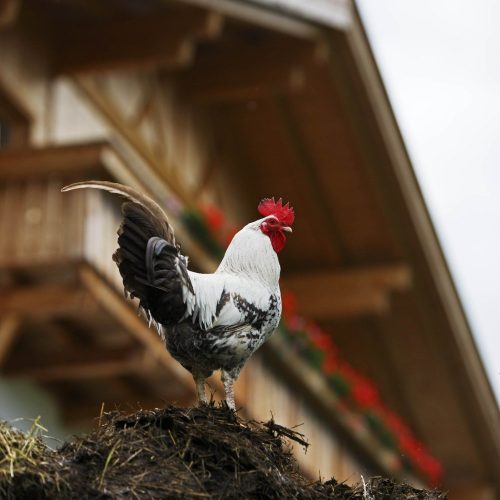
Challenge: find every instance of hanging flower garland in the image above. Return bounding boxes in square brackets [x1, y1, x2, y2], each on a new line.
[179, 201, 443, 487]
[279, 293, 442, 486]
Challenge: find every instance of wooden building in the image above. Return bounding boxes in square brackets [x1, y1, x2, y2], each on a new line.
[0, 1, 498, 498]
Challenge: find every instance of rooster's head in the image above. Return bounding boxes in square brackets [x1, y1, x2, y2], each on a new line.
[258, 198, 295, 253]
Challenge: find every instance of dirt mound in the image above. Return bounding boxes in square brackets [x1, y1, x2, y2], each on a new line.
[0, 404, 446, 499]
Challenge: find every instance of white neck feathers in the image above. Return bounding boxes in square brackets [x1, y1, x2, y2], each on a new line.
[216, 225, 280, 289]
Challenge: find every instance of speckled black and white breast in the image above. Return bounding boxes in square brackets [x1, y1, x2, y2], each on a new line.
[164, 289, 281, 377]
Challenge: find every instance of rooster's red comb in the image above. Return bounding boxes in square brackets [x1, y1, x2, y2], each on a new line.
[258, 197, 295, 226]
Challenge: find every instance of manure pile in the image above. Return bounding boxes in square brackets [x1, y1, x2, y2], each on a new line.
[0, 405, 446, 499]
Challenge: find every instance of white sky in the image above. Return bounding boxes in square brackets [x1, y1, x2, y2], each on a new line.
[356, 0, 500, 403]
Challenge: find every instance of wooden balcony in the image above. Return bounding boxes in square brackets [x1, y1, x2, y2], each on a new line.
[0, 142, 196, 420]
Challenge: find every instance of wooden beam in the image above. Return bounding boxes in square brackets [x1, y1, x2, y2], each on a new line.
[53, 9, 224, 75]
[7, 352, 146, 382]
[283, 264, 412, 319]
[246, 0, 352, 29]
[0, 142, 108, 180]
[0, 0, 20, 29]
[0, 80, 31, 147]
[72, 77, 194, 208]
[177, 0, 322, 38]
[0, 315, 20, 368]
[182, 64, 306, 104]
[77, 264, 195, 395]
[0, 283, 89, 318]
[178, 38, 328, 104]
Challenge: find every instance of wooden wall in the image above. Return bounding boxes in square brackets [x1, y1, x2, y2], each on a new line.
[0, 177, 120, 286]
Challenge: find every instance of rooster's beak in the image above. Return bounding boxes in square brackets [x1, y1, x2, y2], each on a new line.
[282, 226, 293, 233]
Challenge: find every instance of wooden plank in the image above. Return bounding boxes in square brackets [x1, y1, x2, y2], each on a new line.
[54, 9, 224, 75]
[283, 264, 411, 319]
[286, 263, 412, 290]
[177, 0, 322, 38]
[179, 38, 328, 104]
[242, 0, 351, 29]
[183, 64, 306, 104]
[0, 315, 20, 368]
[8, 353, 146, 382]
[0, 142, 108, 180]
[0, 283, 87, 317]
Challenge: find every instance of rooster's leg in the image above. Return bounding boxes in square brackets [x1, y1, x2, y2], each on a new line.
[221, 370, 236, 410]
[193, 372, 207, 405]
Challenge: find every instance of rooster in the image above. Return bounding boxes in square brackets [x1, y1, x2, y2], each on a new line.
[62, 181, 294, 409]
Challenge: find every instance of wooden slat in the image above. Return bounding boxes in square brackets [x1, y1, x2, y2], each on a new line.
[0, 283, 87, 317]
[54, 9, 224, 75]
[284, 263, 411, 319]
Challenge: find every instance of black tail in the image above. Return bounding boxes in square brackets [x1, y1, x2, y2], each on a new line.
[62, 182, 189, 326]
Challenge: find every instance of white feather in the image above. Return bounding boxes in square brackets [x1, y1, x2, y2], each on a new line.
[181, 220, 281, 330]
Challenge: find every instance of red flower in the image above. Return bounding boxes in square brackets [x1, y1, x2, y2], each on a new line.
[352, 377, 380, 409]
[420, 455, 443, 486]
[311, 332, 333, 350]
[323, 354, 338, 374]
[336, 361, 357, 381]
[200, 203, 225, 232]
[400, 433, 423, 461]
[383, 408, 411, 438]
[281, 291, 298, 319]
[308, 323, 334, 351]
[285, 315, 305, 332]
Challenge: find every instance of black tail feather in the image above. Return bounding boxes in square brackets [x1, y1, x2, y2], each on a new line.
[62, 181, 189, 328]
[115, 205, 188, 326]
